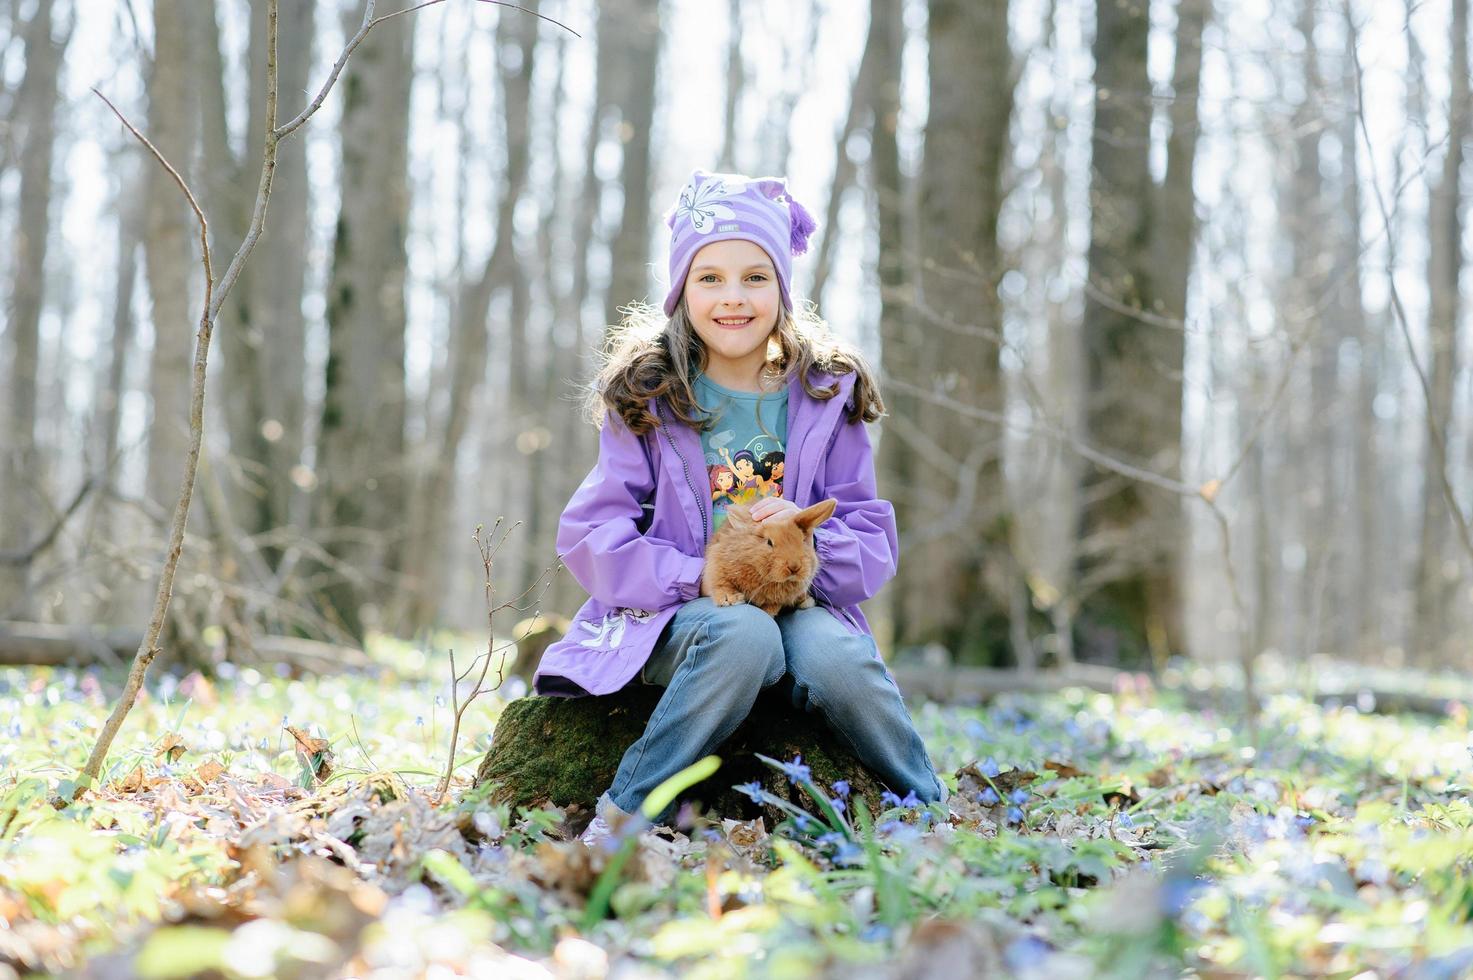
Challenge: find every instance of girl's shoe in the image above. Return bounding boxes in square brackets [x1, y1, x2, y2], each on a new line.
[579, 792, 636, 848]
[578, 813, 616, 848]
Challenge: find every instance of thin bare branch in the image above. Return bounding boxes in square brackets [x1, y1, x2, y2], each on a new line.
[1348, 20, 1473, 565]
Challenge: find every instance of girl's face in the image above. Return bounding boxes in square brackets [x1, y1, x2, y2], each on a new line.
[682, 239, 780, 389]
[735, 458, 755, 479]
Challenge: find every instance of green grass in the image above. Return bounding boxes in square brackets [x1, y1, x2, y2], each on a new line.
[3, 643, 1473, 977]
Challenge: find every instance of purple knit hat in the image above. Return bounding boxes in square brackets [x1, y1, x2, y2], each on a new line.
[662, 170, 818, 317]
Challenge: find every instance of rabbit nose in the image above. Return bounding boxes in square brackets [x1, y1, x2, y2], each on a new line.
[787, 563, 801, 575]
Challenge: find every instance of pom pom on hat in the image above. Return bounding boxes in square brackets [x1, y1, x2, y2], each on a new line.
[788, 197, 817, 256]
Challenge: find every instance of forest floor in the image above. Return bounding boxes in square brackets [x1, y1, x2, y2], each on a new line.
[2, 640, 1472, 978]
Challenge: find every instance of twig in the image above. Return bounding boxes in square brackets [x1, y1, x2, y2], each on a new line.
[432, 520, 559, 804]
[0, 477, 95, 566]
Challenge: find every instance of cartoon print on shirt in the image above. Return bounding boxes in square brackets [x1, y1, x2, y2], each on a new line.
[707, 427, 787, 529]
[710, 465, 738, 507]
[757, 451, 784, 499]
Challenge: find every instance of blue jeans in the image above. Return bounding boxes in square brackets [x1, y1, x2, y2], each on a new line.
[605, 597, 945, 818]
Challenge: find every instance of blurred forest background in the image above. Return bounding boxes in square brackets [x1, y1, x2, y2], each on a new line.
[0, 0, 1468, 675]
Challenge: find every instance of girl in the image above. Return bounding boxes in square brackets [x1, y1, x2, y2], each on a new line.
[531, 170, 946, 842]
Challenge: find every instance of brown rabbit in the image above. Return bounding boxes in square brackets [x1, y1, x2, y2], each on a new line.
[701, 498, 839, 615]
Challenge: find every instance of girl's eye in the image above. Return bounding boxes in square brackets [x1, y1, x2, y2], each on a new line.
[699, 274, 719, 283]
[747, 274, 768, 282]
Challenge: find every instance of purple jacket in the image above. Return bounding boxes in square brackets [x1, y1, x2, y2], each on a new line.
[534, 369, 899, 697]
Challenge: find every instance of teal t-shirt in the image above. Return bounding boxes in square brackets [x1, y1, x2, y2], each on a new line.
[694, 374, 788, 531]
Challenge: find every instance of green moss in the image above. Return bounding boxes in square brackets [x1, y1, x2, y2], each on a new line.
[474, 688, 894, 824]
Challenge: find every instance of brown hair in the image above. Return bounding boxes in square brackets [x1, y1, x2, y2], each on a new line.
[584, 299, 885, 436]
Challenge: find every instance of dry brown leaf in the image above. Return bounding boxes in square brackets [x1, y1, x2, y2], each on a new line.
[1044, 760, 1086, 779]
[111, 765, 166, 795]
[156, 733, 186, 764]
[182, 759, 227, 794]
[285, 724, 334, 783]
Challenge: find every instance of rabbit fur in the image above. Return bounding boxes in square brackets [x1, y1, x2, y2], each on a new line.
[701, 498, 839, 615]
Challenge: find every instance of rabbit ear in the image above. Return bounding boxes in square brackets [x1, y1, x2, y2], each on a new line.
[794, 498, 838, 534]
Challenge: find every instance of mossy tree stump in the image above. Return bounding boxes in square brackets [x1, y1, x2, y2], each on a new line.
[473, 687, 893, 828]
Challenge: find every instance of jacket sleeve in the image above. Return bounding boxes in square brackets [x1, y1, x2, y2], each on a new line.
[556, 412, 705, 610]
[809, 414, 900, 607]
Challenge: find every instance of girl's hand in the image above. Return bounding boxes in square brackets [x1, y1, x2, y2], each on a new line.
[750, 498, 800, 523]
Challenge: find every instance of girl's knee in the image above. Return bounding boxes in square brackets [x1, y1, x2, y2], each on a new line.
[702, 604, 785, 684]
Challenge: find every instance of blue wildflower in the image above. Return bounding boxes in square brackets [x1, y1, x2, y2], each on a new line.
[1004, 936, 1051, 971]
[881, 790, 904, 808]
[816, 831, 845, 847]
[833, 840, 864, 866]
[1009, 788, 1030, 806]
[1006, 806, 1024, 824]
[964, 719, 989, 741]
[980, 757, 1001, 778]
[737, 780, 765, 804]
[793, 812, 813, 832]
[1118, 812, 1135, 829]
[830, 797, 846, 814]
[830, 780, 851, 799]
[899, 790, 921, 808]
[876, 819, 905, 835]
[859, 923, 892, 943]
[977, 787, 1000, 806]
[780, 755, 811, 785]
[1159, 876, 1201, 917]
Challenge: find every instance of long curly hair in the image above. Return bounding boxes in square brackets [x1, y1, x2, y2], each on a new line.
[583, 298, 885, 436]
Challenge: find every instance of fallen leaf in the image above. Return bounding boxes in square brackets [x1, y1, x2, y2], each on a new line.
[157, 733, 186, 764]
[285, 724, 334, 783]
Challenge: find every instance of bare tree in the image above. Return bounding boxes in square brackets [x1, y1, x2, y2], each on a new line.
[717, 0, 743, 173]
[1412, 0, 1468, 662]
[201, 0, 317, 574]
[1074, 0, 1209, 664]
[143, 0, 201, 522]
[0, 0, 68, 617]
[315, 0, 419, 641]
[403, 0, 541, 632]
[601, 0, 662, 327]
[888, 0, 1017, 664]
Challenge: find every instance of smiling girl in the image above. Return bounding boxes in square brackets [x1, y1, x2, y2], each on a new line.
[531, 170, 947, 844]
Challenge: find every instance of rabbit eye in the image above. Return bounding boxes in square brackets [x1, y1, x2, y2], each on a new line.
[766, 539, 773, 547]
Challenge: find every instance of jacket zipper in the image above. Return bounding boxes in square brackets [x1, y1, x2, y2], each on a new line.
[656, 401, 709, 544]
[803, 402, 863, 632]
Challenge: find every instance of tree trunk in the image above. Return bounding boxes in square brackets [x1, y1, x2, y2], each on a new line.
[316, 0, 416, 641]
[892, 0, 1015, 664]
[1075, 0, 1202, 665]
[1412, 0, 1468, 664]
[211, 0, 315, 572]
[142, 0, 201, 520]
[601, 0, 662, 327]
[0, 0, 64, 618]
[717, 0, 742, 173]
[1335, 8, 1375, 659]
[401, 2, 538, 632]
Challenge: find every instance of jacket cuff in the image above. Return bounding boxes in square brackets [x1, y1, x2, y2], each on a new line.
[675, 553, 705, 601]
